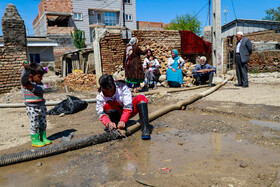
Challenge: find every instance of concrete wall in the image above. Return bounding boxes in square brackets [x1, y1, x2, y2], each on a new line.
[28, 46, 55, 70]
[33, 14, 48, 36]
[33, 0, 73, 36]
[0, 4, 28, 94]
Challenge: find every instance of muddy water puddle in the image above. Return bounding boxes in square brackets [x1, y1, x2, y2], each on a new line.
[250, 120, 280, 130]
[1, 128, 280, 186]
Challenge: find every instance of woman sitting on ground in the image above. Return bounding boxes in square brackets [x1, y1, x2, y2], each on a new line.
[143, 49, 160, 90]
[166, 49, 185, 88]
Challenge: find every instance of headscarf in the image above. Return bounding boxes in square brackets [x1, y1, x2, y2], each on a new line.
[171, 49, 180, 61]
[128, 37, 138, 46]
[126, 37, 138, 68]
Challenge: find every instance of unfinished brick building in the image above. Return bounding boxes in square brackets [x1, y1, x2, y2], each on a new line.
[33, 0, 75, 70]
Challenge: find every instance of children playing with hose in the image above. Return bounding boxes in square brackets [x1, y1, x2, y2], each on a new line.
[21, 61, 52, 147]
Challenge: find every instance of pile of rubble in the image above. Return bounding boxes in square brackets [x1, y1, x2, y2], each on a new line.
[63, 71, 97, 86]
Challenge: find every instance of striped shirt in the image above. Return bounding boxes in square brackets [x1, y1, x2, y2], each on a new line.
[21, 68, 46, 106]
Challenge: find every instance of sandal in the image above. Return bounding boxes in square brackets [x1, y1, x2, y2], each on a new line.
[181, 84, 184, 88]
[153, 86, 158, 90]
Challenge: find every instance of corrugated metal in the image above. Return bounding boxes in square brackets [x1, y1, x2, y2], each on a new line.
[0, 37, 58, 47]
[222, 19, 280, 37]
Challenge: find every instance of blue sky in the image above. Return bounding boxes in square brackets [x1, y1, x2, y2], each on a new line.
[0, 0, 279, 36]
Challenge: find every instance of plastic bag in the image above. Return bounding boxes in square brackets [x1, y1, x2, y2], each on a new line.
[47, 95, 88, 115]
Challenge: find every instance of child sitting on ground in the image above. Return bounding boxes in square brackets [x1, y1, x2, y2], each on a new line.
[96, 74, 152, 140]
[21, 62, 52, 147]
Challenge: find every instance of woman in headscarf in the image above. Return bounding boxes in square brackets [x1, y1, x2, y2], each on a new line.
[123, 37, 147, 93]
[166, 49, 185, 88]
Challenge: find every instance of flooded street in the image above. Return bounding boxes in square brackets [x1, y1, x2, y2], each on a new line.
[1, 99, 280, 186]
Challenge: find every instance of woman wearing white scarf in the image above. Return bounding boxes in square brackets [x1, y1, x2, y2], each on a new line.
[123, 37, 147, 93]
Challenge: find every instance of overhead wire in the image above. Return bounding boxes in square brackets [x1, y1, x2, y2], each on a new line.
[231, 0, 237, 19]
[194, 0, 209, 18]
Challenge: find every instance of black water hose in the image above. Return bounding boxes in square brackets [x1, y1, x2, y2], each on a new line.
[0, 131, 120, 167]
[0, 75, 234, 167]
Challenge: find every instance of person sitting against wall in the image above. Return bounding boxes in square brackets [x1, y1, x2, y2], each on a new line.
[166, 49, 185, 88]
[192, 56, 216, 86]
[143, 49, 160, 90]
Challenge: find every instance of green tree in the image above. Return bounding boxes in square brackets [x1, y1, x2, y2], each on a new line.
[165, 13, 201, 35]
[263, 6, 280, 21]
[71, 29, 86, 49]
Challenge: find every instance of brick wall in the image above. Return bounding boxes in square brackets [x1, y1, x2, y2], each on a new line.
[40, 0, 72, 14]
[245, 30, 280, 72]
[100, 30, 182, 74]
[137, 21, 166, 30]
[100, 33, 126, 74]
[47, 26, 74, 34]
[245, 30, 280, 42]
[0, 4, 27, 94]
[223, 29, 280, 72]
[33, 0, 73, 30]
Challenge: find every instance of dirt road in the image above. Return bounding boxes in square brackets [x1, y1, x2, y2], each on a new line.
[0, 73, 280, 186]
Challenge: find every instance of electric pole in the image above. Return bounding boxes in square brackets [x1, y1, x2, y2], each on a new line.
[209, 0, 211, 25]
[212, 0, 223, 76]
[122, 0, 125, 29]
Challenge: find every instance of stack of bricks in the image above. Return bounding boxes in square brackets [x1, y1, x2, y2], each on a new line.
[100, 33, 126, 74]
[100, 30, 197, 85]
[0, 4, 27, 94]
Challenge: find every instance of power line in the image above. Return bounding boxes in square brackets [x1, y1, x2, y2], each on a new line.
[231, 0, 237, 19]
[194, 0, 209, 17]
[205, 9, 209, 26]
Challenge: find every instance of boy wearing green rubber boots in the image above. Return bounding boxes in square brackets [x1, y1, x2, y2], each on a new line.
[21, 62, 52, 147]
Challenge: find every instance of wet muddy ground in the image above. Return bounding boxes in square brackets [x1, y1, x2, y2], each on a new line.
[1, 81, 280, 186]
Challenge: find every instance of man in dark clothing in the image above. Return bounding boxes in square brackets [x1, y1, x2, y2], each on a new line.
[192, 56, 216, 86]
[235, 31, 252, 88]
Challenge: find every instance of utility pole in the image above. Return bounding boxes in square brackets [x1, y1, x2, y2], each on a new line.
[122, 0, 125, 29]
[212, 0, 223, 76]
[209, 0, 211, 25]
[122, 0, 129, 39]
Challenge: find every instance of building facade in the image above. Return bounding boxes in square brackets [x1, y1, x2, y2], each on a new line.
[33, 0, 137, 43]
[137, 21, 166, 30]
[222, 19, 280, 37]
[73, 0, 136, 43]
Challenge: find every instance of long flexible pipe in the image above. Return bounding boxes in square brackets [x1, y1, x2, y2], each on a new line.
[0, 99, 97, 108]
[0, 75, 233, 166]
[0, 85, 208, 108]
[121, 75, 234, 135]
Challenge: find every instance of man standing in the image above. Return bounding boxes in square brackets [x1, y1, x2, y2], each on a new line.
[235, 31, 252, 88]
